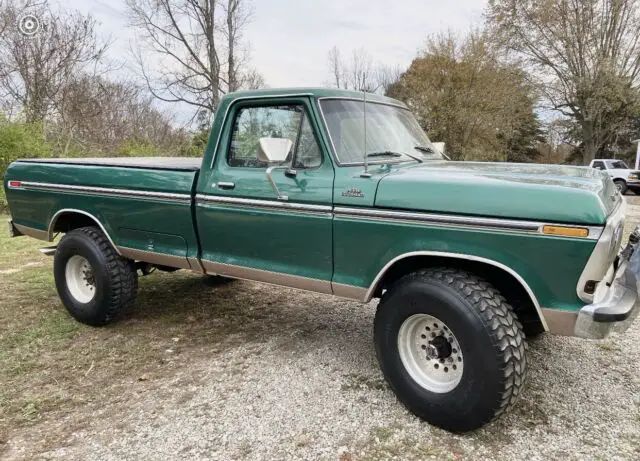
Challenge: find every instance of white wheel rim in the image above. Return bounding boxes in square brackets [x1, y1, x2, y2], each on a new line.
[397, 314, 463, 393]
[65, 255, 96, 303]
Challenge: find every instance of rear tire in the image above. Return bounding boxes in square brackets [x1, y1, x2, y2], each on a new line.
[374, 268, 527, 432]
[54, 227, 138, 326]
[614, 179, 628, 195]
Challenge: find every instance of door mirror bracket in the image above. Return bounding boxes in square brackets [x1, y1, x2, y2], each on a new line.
[258, 136, 294, 201]
[266, 166, 289, 201]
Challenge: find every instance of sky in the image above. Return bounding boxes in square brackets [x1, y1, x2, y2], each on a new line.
[55, 0, 487, 120]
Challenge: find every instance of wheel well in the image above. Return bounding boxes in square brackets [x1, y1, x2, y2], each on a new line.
[373, 255, 545, 336]
[50, 212, 100, 235]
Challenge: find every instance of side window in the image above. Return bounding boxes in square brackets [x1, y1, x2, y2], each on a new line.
[227, 104, 322, 169]
[592, 161, 605, 170]
[293, 115, 322, 169]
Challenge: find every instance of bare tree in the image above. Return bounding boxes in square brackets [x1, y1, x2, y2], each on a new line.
[327, 46, 403, 94]
[327, 46, 345, 89]
[376, 64, 403, 95]
[0, 0, 108, 122]
[53, 75, 186, 156]
[327, 46, 381, 92]
[0, 0, 8, 37]
[487, 0, 640, 164]
[126, 0, 261, 117]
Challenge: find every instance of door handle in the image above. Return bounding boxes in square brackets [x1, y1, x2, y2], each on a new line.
[217, 182, 235, 190]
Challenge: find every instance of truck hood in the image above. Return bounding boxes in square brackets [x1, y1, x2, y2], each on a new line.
[374, 161, 619, 225]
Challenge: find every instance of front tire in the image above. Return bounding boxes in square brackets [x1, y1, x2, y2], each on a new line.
[614, 179, 628, 195]
[374, 268, 527, 432]
[54, 227, 138, 326]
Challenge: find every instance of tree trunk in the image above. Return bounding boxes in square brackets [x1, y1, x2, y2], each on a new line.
[581, 120, 598, 165]
[226, 0, 236, 92]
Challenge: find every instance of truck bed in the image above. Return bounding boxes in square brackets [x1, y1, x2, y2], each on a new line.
[5, 158, 201, 268]
[15, 157, 202, 171]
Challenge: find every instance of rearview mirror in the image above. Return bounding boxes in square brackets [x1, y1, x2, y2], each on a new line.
[257, 137, 292, 164]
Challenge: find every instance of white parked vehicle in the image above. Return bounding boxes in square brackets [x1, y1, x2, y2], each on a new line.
[589, 159, 640, 194]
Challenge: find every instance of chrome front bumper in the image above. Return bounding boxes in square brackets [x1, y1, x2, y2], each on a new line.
[574, 230, 640, 339]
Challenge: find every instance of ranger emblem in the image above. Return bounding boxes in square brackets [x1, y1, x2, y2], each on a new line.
[341, 187, 364, 198]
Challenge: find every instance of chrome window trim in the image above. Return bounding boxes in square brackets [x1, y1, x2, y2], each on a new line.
[223, 102, 327, 172]
[48, 208, 122, 255]
[195, 194, 332, 215]
[209, 93, 315, 169]
[15, 181, 191, 203]
[316, 98, 341, 166]
[316, 96, 409, 110]
[576, 199, 626, 303]
[364, 250, 549, 331]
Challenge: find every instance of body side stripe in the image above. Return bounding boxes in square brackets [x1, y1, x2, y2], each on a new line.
[11, 181, 191, 203]
[10, 180, 602, 237]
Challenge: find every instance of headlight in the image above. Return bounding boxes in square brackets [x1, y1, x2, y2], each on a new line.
[629, 173, 639, 180]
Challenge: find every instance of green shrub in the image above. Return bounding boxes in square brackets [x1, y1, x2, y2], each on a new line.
[178, 129, 209, 157]
[0, 121, 51, 211]
[116, 139, 161, 157]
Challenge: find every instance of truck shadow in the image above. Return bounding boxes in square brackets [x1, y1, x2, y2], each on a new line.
[120, 271, 378, 367]
[35, 268, 628, 455]
[119, 271, 604, 415]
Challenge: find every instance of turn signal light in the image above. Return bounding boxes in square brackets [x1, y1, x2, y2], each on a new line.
[8, 180, 22, 189]
[542, 225, 589, 238]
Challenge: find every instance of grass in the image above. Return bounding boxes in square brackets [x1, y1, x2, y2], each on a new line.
[0, 214, 300, 454]
[596, 341, 621, 352]
[352, 424, 455, 461]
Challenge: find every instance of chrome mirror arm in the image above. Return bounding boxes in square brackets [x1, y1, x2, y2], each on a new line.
[265, 166, 289, 201]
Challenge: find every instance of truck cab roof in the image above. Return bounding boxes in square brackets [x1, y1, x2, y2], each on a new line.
[590, 158, 633, 169]
[221, 87, 407, 108]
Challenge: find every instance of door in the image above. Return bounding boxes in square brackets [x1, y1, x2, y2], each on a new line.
[196, 98, 335, 292]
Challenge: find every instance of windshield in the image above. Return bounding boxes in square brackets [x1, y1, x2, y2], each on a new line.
[319, 99, 443, 164]
[607, 160, 629, 169]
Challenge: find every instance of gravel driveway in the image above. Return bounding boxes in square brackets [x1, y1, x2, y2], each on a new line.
[4, 200, 640, 461]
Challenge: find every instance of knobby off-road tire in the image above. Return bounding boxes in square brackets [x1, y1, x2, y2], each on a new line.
[614, 179, 628, 195]
[54, 227, 138, 327]
[374, 268, 527, 432]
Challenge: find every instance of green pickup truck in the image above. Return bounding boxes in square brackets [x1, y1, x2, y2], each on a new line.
[4, 88, 639, 432]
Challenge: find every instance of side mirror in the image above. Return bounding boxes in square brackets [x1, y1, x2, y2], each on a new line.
[432, 142, 446, 155]
[257, 137, 292, 164]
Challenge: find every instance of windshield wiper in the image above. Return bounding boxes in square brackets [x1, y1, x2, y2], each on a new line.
[366, 151, 402, 158]
[415, 144, 450, 160]
[414, 145, 434, 154]
[367, 151, 423, 163]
